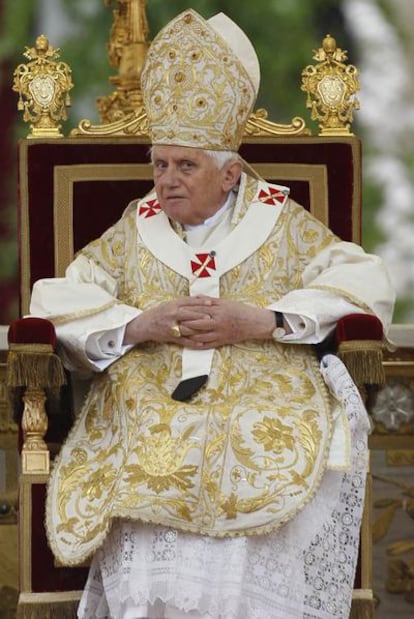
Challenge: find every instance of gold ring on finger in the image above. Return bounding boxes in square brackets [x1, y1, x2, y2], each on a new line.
[170, 323, 181, 338]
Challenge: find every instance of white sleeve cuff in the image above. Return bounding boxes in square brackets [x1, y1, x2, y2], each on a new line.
[267, 289, 367, 344]
[282, 313, 314, 339]
[86, 325, 133, 360]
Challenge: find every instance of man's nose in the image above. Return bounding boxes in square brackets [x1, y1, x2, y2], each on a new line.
[159, 166, 180, 186]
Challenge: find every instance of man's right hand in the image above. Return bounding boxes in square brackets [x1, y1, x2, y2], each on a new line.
[123, 296, 215, 347]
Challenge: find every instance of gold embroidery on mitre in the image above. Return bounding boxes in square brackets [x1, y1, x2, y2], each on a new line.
[141, 9, 258, 151]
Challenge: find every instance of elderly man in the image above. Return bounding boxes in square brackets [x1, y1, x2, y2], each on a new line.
[30, 9, 394, 619]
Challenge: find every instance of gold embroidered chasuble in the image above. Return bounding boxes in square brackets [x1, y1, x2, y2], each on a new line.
[46, 174, 342, 566]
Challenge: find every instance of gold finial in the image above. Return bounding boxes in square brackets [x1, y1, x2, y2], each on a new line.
[301, 34, 360, 135]
[12, 35, 74, 138]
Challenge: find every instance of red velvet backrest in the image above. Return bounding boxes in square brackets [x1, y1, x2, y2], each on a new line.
[17, 135, 361, 315]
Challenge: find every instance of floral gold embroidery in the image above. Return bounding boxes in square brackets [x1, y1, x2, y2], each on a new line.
[124, 424, 198, 494]
[85, 465, 118, 500]
[222, 492, 238, 519]
[252, 416, 295, 454]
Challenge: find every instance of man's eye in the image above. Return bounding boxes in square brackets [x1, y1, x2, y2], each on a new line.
[181, 161, 195, 171]
[154, 161, 167, 170]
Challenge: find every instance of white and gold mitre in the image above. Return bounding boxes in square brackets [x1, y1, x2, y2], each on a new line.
[141, 9, 260, 151]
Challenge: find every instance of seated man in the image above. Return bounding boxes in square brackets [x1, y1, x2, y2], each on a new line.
[30, 9, 395, 619]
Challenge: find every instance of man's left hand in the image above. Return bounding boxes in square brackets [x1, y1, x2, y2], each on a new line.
[178, 296, 276, 348]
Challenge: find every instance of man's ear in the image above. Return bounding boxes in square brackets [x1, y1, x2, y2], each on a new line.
[222, 160, 243, 191]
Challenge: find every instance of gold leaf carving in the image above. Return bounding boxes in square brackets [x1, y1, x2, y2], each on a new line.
[373, 501, 401, 543]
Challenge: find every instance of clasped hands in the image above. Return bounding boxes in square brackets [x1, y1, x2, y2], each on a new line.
[123, 295, 276, 349]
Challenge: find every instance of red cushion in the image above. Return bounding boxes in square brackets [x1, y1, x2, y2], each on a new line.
[335, 313, 383, 343]
[8, 317, 57, 347]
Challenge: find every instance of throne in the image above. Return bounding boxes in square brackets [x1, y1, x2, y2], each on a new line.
[7, 4, 384, 618]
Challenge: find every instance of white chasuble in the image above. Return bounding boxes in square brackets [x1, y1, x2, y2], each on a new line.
[47, 174, 359, 567]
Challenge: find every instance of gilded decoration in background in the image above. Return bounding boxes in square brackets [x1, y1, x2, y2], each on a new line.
[72, 0, 151, 136]
[97, 0, 149, 124]
[12, 34, 73, 138]
[301, 34, 360, 136]
[7, 340, 67, 475]
[368, 335, 414, 615]
[243, 108, 310, 137]
[373, 346, 414, 437]
[72, 105, 310, 138]
[371, 381, 414, 435]
[371, 463, 414, 608]
[11, 2, 363, 139]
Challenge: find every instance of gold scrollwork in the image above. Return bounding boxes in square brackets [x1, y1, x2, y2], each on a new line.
[71, 107, 309, 139]
[301, 34, 360, 135]
[244, 109, 309, 137]
[12, 34, 73, 138]
[71, 110, 148, 137]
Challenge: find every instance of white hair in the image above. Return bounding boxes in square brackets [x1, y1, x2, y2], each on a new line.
[204, 149, 241, 169]
[149, 146, 241, 169]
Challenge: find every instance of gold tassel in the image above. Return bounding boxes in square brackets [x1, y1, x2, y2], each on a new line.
[17, 601, 78, 618]
[17, 592, 80, 619]
[7, 344, 66, 392]
[338, 340, 385, 388]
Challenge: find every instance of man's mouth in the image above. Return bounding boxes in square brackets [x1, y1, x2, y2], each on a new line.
[166, 195, 186, 202]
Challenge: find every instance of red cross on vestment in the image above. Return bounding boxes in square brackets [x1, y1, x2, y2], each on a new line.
[258, 187, 287, 206]
[190, 253, 216, 278]
[139, 199, 162, 218]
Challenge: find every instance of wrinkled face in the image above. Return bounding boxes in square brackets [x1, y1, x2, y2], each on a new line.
[152, 145, 241, 226]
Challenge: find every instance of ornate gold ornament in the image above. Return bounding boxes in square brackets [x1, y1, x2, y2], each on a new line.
[97, 0, 149, 124]
[371, 380, 414, 435]
[72, 0, 150, 137]
[21, 387, 50, 474]
[244, 108, 309, 137]
[7, 341, 66, 474]
[72, 109, 149, 137]
[301, 34, 360, 135]
[72, 106, 308, 139]
[12, 34, 73, 139]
